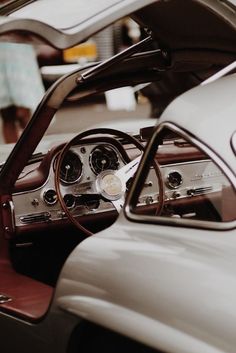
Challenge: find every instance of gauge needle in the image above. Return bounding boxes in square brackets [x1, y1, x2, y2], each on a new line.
[101, 158, 106, 171]
[65, 164, 71, 181]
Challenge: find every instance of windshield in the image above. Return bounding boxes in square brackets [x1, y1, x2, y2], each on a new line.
[0, 19, 153, 165]
[1, 4, 233, 167]
[0, 15, 157, 163]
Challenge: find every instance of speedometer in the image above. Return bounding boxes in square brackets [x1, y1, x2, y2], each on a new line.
[60, 150, 82, 184]
[89, 145, 119, 175]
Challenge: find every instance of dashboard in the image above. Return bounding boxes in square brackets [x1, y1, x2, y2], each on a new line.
[13, 141, 127, 228]
[11, 134, 226, 233]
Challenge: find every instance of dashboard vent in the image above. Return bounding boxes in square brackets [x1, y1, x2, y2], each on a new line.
[20, 212, 51, 224]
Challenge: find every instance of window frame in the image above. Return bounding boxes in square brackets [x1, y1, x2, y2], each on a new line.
[231, 131, 236, 156]
[125, 122, 236, 231]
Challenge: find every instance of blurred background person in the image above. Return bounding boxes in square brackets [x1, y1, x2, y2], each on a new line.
[0, 41, 45, 143]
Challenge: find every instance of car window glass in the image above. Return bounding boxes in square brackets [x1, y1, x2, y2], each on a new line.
[132, 130, 236, 224]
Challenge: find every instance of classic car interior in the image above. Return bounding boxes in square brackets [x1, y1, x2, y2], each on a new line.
[1, 122, 233, 322]
[0, 0, 236, 328]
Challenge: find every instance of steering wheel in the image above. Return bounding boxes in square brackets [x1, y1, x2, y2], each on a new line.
[55, 128, 164, 236]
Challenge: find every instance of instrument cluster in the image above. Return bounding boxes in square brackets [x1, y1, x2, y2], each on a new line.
[57, 143, 121, 186]
[13, 142, 126, 227]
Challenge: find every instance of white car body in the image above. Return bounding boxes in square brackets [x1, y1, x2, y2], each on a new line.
[55, 74, 236, 353]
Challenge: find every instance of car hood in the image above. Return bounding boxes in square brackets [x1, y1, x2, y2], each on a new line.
[0, 0, 236, 51]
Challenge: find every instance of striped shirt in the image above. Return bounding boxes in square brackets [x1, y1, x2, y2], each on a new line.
[0, 42, 45, 112]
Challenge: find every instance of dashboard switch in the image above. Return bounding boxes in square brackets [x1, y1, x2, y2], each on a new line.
[172, 191, 181, 199]
[31, 198, 39, 207]
[145, 196, 153, 205]
[187, 189, 195, 196]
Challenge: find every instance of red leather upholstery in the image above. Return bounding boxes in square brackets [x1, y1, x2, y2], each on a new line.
[0, 258, 53, 321]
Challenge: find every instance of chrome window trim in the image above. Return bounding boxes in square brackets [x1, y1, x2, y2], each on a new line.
[9, 200, 15, 233]
[125, 122, 236, 231]
[230, 130, 236, 156]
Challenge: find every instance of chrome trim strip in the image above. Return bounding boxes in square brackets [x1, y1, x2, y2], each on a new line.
[125, 208, 236, 231]
[9, 200, 15, 233]
[230, 130, 236, 156]
[0, 294, 12, 304]
[20, 211, 51, 224]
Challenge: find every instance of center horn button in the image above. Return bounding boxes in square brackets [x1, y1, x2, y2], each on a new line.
[96, 170, 125, 201]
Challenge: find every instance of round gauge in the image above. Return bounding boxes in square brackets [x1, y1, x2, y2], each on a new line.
[60, 150, 82, 184]
[89, 145, 119, 175]
[43, 189, 58, 205]
[166, 171, 183, 189]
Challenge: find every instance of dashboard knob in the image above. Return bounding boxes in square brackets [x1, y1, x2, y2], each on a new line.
[172, 191, 181, 199]
[187, 189, 195, 196]
[145, 196, 153, 205]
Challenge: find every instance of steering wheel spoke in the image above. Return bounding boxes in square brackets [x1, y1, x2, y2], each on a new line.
[115, 155, 142, 185]
[111, 197, 125, 212]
